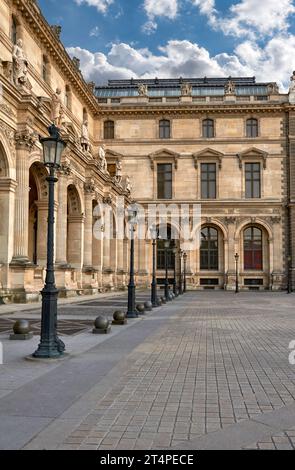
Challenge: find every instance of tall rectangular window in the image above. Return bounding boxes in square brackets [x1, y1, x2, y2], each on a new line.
[245, 163, 261, 198]
[157, 164, 172, 199]
[201, 163, 216, 199]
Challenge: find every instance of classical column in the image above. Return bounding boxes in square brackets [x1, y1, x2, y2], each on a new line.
[83, 181, 95, 269]
[11, 130, 36, 264]
[55, 163, 70, 266]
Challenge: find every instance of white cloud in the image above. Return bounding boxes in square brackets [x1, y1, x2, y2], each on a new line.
[143, 0, 179, 20]
[89, 26, 100, 37]
[192, 0, 295, 38]
[67, 34, 295, 91]
[141, 20, 158, 35]
[74, 0, 113, 14]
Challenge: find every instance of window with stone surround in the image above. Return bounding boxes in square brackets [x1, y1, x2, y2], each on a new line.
[201, 163, 216, 199]
[157, 163, 172, 199]
[245, 163, 261, 198]
[246, 118, 259, 138]
[244, 227, 263, 270]
[200, 227, 219, 270]
[159, 120, 171, 139]
[104, 120, 115, 140]
[202, 119, 214, 138]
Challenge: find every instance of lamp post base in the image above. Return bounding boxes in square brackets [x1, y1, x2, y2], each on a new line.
[33, 287, 65, 359]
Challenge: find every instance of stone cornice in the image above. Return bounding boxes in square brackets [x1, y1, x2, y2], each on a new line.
[12, 0, 98, 114]
[95, 102, 293, 117]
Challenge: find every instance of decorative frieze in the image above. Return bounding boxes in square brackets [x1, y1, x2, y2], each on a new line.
[14, 129, 37, 149]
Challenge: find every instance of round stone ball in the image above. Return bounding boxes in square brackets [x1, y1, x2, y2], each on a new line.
[94, 315, 109, 330]
[136, 303, 145, 314]
[156, 298, 162, 306]
[144, 301, 153, 311]
[13, 319, 30, 335]
[161, 296, 167, 304]
[113, 310, 126, 322]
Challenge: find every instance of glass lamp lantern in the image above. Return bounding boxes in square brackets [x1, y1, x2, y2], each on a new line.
[40, 125, 67, 168]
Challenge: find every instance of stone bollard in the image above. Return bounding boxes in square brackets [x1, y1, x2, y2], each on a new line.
[136, 303, 146, 315]
[112, 310, 127, 325]
[93, 316, 111, 334]
[144, 301, 153, 312]
[10, 320, 33, 340]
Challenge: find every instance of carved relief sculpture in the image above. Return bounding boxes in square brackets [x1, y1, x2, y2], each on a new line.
[115, 160, 123, 184]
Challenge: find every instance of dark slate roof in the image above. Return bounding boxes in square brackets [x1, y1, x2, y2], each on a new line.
[94, 77, 271, 98]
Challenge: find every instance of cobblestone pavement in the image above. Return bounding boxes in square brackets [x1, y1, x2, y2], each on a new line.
[54, 292, 295, 450]
[245, 427, 295, 450]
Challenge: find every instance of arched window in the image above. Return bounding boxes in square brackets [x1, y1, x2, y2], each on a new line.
[11, 16, 17, 44]
[202, 119, 214, 138]
[244, 227, 263, 270]
[104, 120, 115, 140]
[159, 119, 171, 139]
[157, 226, 175, 270]
[246, 118, 258, 138]
[200, 227, 218, 270]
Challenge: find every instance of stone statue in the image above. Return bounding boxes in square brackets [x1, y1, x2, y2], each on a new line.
[125, 176, 132, 193]
[98, 145, 108, 172]
[81, 120, 90, 152]
[289, 72, 295, 93]
[181, 83, 192, 97]
[12, 39, 28, 85]
[268, 82, 279, 95]
[138, 84, 148, 97]
[115, 160, 122, 184]
[51, 88, 62, 126]
[225, 79, 236, 95]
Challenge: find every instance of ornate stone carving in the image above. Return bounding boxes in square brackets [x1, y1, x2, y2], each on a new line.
[181, 83, 192, 97]
[14, 129, 37, 149]
[12, 39, 28, 86]
[125, 176, 132, 194]
[87, 82, 95, 93]
[0, 103, 15, 118]
[51, 25, 62, 39]
[72, 57, 80, 70]
[225, 79, 236, 95]
[84, 179, 95, 194]
[0, 121, 15, 153]
[58, 162, 71, 176]
[114, 160, 122, 184]
[1, 61, 13, 82]
[224, 216, 237, 226]
[138, 84, 148, 97]
[103, 195, 112, 205]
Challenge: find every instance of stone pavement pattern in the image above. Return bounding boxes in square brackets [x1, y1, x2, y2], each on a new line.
[1, 291, 295, 450]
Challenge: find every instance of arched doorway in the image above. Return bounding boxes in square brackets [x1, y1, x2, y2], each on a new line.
[199, 224, 225, 288]
[241, 224, 269, 289]
[67, 185, 83, 268]
[28, 163, 48, 266]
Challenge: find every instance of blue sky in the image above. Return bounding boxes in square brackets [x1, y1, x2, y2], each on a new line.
[38, 0, 295, 89]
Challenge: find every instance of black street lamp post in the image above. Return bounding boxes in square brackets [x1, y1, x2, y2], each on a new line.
[164, 240, 170, 301]
[33, 125, 67, 359]
[179, 249, 183, 295]
[183, 252, 188, 293]
[173, 247, 177, 295]
[235, 253, 239, 294]
[150, 225, 158, 307]
[127, 207, 138, 318]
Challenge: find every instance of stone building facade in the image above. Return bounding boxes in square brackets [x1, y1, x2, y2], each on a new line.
[0, 0, 294, 302]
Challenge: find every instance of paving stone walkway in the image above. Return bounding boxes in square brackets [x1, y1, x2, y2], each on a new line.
[1, 291, 295, 450]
